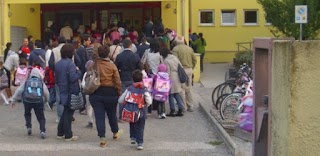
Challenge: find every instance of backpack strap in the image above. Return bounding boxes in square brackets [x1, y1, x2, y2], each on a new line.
[110, 45, 118, 61]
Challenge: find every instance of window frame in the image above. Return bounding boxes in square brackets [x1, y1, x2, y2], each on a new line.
[198, 9, 215, 26]
[243, 9, 259, 26]
[221, 10, 237, 26]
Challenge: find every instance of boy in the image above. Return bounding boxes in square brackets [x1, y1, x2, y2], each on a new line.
[118, 70, 152, 150]
[11, 68, 49, 139]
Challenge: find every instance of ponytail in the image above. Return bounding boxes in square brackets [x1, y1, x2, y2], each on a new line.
[199, 33, 204, 46]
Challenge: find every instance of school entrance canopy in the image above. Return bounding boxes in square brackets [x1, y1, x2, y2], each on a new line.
[0, 0, 189, 52]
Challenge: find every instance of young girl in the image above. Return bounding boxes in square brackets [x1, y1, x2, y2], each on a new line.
[0, 61, 9, 105]
[153, 64, 171, 119]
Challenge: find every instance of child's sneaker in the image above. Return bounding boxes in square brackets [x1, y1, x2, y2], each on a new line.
[40, 132, 46, 139]
[113, 129, 123, 139]
[100, 137, 107, 148]
[161, 113, 166, 119]
[131, 138, 136, 144]
[158, 114, 162, 119]
[27, 128, 32, 136]
[137, 143, 144, 150]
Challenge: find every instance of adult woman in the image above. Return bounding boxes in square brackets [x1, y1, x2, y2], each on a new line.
[159, 47, 184, 116]
[55, 44, 82, 141]
[109, 39, 121, 61]
[89, 45, 123, 148]
[3, 42, 12, 62]
[141, 38, 163, 75]
[3, 49, 19, 98]
[190, 33, 206, 72]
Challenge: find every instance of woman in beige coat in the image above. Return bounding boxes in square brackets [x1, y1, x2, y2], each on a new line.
[159, 47, 184, 117]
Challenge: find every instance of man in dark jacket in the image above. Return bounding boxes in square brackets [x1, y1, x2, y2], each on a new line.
[136, 36, 150, 59]
[143, 18, 153, 39]
[115, 39, 141, 119]
[29, 40, 46, 68]
[76, 34, 90, 76]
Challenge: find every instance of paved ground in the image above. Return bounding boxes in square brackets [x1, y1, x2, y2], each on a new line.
[194, 63, 252, 156]
[0, 74, 232, 156]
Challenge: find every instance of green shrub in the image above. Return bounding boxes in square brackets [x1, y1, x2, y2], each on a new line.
[234, 51, 252, 68]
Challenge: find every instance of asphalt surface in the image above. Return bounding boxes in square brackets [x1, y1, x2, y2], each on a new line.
[0, 94, 231, 156]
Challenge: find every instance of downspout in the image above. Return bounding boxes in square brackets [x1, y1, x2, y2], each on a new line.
[1, 0, 5, 53]
[181, 0, 185, 37]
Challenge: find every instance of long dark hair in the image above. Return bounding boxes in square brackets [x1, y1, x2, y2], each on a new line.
[150, 38, 160, 53]
[199, 33, 204, 46]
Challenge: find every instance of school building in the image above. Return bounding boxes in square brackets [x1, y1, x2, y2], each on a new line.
[0, 0, 274, 63]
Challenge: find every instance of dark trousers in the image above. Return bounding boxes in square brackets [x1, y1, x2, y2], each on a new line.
[200, 53, 205, 72]
[57, 105, 75, 139]
[130, 117, 146, 144]
[90, 95, 119, 138]
[24, 102, 46, 132]
[154, 100, 165, 115]
[48, 87, 56, 108]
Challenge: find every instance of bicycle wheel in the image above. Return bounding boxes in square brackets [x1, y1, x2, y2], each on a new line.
[211, 83, 224, 107]
[220, 93, 243, 120]
[219, 83, 236, 96]
[215, 93, 230, 110]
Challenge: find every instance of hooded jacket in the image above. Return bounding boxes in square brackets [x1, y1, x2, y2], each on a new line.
[29, 48, 46, 68]
[12, 68, 49, 103]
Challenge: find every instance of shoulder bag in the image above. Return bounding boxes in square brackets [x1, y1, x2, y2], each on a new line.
[177, 64, 188, 84]
[82, 59, 101, 95]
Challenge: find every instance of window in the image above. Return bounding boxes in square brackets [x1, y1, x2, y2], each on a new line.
[199, 10, 214, 26]
[221, 10, 236, 26]
[244, 10, 258, 25]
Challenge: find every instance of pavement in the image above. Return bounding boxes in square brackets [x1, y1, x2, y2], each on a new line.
[0, 63, 252, 156]
[0, 65, 233, 156]
[193, 63, 252, 156]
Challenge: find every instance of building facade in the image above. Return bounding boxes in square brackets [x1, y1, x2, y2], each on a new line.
[0, 0, 275, 63]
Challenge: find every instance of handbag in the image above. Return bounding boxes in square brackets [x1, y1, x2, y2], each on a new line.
[67, 61, 84, 110]
[141, 49, 151, 73]
[82, 60, 101, 95]
[177, 64, 188, 83]
[70, 92, 84, 110]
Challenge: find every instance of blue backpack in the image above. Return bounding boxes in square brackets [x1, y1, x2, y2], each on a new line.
[121, 85, 145, 123]
[22, 77, 44, 104]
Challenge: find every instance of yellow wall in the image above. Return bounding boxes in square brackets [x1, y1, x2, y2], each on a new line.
[271, 40, 320, 155]
[161, 1, 177, 32]
[10, 4, 41, 40]
[190, 0, 274, 63]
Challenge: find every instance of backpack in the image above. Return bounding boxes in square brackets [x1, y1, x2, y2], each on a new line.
[0, 69, 9, 90]
[121, 86, 145, 123]
[153, 74, 171, 102]
[14, 66, 29, 86]
[22, 77, 44, 104]
[44, 67, 55, 85]
[143, 77, 153, 93]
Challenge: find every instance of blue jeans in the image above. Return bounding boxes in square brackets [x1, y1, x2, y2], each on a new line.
[90, 95, 119, 138]
[130, 117, 146, 144]
[24, 102, 46, 132]
[169, 93, 183, 110]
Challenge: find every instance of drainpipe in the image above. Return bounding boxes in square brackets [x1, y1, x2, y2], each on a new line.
[181, 0, 185, 37]
[1, 0, 4, 53]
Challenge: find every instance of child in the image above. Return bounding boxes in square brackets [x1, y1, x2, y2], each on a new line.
[118, 70, 152, 150]
[153, 64, 171, 119]
[14, 58, 28, 86]
[0, 61, 9, 105]
[11, 68, 49, 139]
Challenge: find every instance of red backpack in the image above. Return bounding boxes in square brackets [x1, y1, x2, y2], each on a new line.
[44, 67, 55, 86]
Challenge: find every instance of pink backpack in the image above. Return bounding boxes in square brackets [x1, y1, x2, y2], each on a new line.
[153, 74, 171, 102]
[14, 66, 29, 86]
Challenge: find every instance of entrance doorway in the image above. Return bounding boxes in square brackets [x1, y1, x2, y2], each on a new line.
[41, 2, 161, 38]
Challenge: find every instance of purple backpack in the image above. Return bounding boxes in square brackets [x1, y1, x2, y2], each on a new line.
[153, 74, 171, 102]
